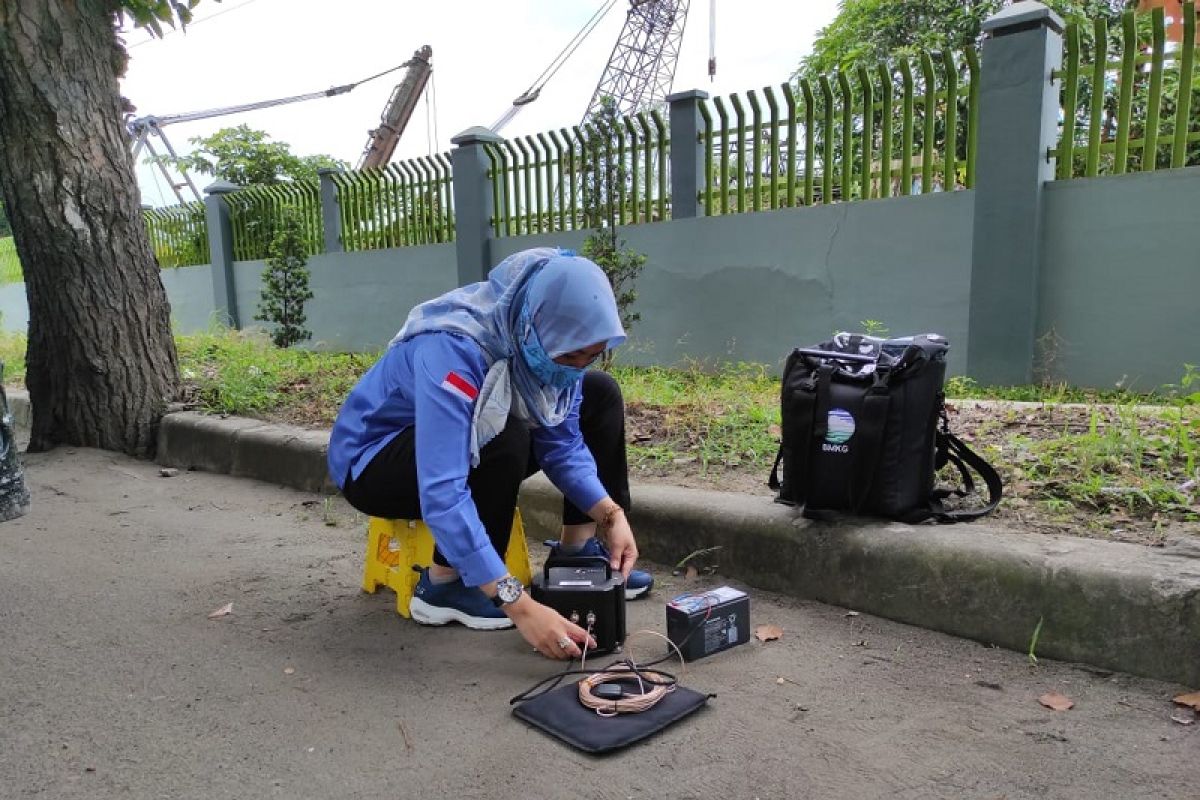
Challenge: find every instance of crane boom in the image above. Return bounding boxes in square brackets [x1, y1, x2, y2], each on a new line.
[126, 83, 357, 137]
[127, 56, 429, 206]
[358, 46, 433, 169]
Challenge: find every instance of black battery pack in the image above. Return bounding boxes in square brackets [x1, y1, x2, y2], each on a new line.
[531, 555, 626, 653]
[666, 586, 750, 662]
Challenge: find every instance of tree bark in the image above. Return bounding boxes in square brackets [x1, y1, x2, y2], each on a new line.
[0, 0, 178, 457]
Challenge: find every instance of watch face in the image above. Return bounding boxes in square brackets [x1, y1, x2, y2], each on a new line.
[497, 576, 523, 604]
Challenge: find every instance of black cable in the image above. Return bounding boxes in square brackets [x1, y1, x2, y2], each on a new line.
[509, 655, 678, 706]
[511, 593, 725, 707]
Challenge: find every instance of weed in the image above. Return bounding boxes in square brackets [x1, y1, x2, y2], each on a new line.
[673, 545, 724, 572]
[1028, 616, 1044, 665]
[860, 319, 889, 338]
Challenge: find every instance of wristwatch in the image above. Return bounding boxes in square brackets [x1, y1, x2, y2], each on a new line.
[490, 575, 524, 608]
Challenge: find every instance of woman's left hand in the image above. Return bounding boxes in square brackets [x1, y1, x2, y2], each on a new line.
[604, 511, 638, 578]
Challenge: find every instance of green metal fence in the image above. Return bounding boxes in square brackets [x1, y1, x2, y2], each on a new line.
[331, 155, 454, 251]
[1056, 3, 1200, 179]
[485, 112, 670, 238]
[699, 51, 979, 214]
[143, 201, 210, 268]
[226, 180, 323, 262]
[2, 210, 210, 281]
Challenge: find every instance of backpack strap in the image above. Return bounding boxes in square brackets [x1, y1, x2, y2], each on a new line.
[768, 363, 823, 502]
[926, 431, 1004, 522]
[846, 372, 892, 513]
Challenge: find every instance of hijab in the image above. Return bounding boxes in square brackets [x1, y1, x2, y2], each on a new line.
[391, 247, 626, 465]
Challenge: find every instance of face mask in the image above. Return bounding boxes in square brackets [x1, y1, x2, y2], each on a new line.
[518, 306, 586, 390]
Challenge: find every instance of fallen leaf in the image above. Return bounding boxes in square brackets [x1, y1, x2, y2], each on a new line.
[284, 667, 296, 675]
[1038, 692, 1074, 711]
[207, 602, 233, 619]
[1172, 691, 1200, 711]
[755, 624, 783, 642]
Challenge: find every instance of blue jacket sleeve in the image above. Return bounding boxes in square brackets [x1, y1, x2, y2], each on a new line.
[411, 336, 508, 587]
[531, 386, 608, 515]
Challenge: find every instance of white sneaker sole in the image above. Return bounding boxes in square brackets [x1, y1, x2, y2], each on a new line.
[625, 584, 651, 600]
[409, 597, 514, 630]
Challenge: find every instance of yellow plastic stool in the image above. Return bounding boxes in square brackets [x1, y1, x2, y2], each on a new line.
[361, 510, 533, 618]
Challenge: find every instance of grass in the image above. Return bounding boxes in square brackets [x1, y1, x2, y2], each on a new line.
[175, 329, 376, 424]
[0, 238, 22, 286]
[613, 360, 780, 472]
[996, 403, 1198, 522]
[2, 329, 1196, 542]
[0, 331, 25, 382]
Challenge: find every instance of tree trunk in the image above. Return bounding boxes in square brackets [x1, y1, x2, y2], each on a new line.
[0, 0, 178, 457]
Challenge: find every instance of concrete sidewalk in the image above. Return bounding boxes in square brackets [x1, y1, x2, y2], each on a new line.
[2, 446, 1196, 799]
[136, 407, 1200, 688]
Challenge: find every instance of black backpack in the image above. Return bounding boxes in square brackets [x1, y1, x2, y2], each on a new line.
[768, 333, 1002, 523]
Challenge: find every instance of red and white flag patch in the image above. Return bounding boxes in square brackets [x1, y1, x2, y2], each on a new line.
[441, 371, 479, 403]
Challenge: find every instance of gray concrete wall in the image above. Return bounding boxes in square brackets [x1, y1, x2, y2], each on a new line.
[160, 264, 217, 334]
[1039, 166, 1200, 391]
[0, 283, 28, 333]
[0, 170, 1194, 391]
[233, 242, 459, 351]
[494, 191, 976, 375]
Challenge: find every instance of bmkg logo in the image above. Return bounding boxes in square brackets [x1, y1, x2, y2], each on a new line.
[823, 408, 855, 453]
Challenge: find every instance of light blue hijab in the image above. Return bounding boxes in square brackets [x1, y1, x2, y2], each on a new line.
[391, 247, 626, 464]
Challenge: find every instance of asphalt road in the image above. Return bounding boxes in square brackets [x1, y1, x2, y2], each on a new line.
[1, 448, 1194, 800]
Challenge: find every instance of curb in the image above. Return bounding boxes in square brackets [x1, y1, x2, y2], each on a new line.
[15, 399, 1200, 687]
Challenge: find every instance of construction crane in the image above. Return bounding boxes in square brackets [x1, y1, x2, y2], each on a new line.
[357, 46, 433, 169]
[490, 0, 713, 134]
[127, 51, 433, 205]
[583, 0, 691, 121]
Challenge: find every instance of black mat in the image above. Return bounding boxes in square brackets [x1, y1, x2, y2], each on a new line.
[512, 679, 710, 754]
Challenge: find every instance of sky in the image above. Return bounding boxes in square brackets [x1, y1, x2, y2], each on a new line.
[119, 0, 841, 207]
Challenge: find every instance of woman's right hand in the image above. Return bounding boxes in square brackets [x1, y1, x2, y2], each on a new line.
[505, 594, 595, 660]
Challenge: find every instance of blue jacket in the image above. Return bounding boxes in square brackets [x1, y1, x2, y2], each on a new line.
[328, 331, 607, 587]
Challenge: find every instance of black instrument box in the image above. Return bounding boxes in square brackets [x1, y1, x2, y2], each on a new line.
[666, 586, 750, 662]
[531, 555, 626, 654]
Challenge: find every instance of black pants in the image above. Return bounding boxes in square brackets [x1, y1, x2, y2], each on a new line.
[341, 370, 631, 568]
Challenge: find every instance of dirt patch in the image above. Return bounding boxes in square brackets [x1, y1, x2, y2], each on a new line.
[625, 399, 1200, 547]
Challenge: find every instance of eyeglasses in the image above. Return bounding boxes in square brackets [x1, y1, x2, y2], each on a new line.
[554, 347, 605, 368]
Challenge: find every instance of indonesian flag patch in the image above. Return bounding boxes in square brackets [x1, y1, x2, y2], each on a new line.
[441, 371, 479, 403]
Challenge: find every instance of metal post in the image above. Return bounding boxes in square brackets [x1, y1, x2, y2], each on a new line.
[966, 2, 1064, 385]
[450, 126, 504, 285]
[203, 180, 241, 329]
[317, 168, 343, 254]
[667, 89, 710, 219]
